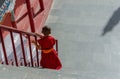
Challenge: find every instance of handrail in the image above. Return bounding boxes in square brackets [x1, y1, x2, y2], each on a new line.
[0, 0, 54, 68]
[0, 25, 58, 68]
[0, 24, 36, 36]
[16, 0, 44, 23]
[14, 0, 44, 32]
[0, 24, 39, 67]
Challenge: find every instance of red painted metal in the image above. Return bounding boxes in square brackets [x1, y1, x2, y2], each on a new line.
[11, 21, 17, 28]
[35, 36, 39, 67]
[16, 12, 28, 23]
[0, 25, 58, 68]
[39, 0, 44, 11]
[0, 25, 39, 67]
[34, 0, 53, 33]
[0, 0, 54, 68]
[20, 33, 27, 66]
[33, 0, 45, 17]
[10, 31, 18, 66]
[0, 29, 8, 65]
[25, 0, 35, 32]
[56, 40, 58, 53]
[0, 0, 53, 34]
[27, 35, 34, 67]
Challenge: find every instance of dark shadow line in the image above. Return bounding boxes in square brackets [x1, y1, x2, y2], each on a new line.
[102, 7, 120, 36]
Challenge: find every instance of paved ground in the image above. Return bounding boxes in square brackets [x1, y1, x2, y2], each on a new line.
[1, 0, 120, 79]
[46, 0, 120, 78]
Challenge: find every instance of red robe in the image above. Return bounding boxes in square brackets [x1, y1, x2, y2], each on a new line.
[38, 36, 62, 70]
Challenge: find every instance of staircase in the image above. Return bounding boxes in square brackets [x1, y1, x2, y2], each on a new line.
[0, 0, 55, 68]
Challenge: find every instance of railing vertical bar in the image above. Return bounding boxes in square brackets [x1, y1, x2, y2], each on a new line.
[27, 35, 33, 67]
[25, 0, 35, 32]
[20, 33, 27, 66]
[10, 31, 18, 66]
[56, 40, 58, 53]
[39, 0, 44, 11]
[0, 29, 8, 65]
[35, 36, 39, 67]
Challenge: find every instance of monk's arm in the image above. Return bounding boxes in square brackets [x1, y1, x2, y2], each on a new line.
[32, 41, 41, 49]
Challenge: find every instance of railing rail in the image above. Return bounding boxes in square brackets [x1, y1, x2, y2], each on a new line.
[0, 0, 54, 68]
[13, 0, 45, 32]
[0, 25, 39, 67]
[0, 25, 58, 67]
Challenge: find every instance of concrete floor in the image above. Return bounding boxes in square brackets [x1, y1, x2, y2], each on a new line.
[46, 0, 120, 78]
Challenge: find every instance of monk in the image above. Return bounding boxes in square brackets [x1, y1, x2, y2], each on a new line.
[32, 26, 62, 70]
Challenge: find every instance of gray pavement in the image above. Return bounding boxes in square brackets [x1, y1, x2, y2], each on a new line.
[1, 0, 120, 79]
[46, 0, 120, 78]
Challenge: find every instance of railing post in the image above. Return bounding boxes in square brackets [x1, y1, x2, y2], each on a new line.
[35, 36, 39, 67]
[56, 40, 58, 53]
[28, 35, 34, 67]
[20, 33, 27, 66]
[0, 29, 8, 65]
[25, 0, 35, 32]
[10, 31, 18, 66]
[0, 25, 45, 68]
[39, 0, 44, 11]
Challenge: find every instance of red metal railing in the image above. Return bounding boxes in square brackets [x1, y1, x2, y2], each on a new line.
[12, 0, 45, 32]
[0, 25, 39, 67]
[0, 0, 54, 68]
[0, 25, 58, 67]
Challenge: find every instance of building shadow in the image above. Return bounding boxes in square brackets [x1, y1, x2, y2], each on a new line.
[102, 7, 120, 36]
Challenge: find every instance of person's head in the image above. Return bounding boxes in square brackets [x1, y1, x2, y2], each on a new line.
[42, 26, 51, 36]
